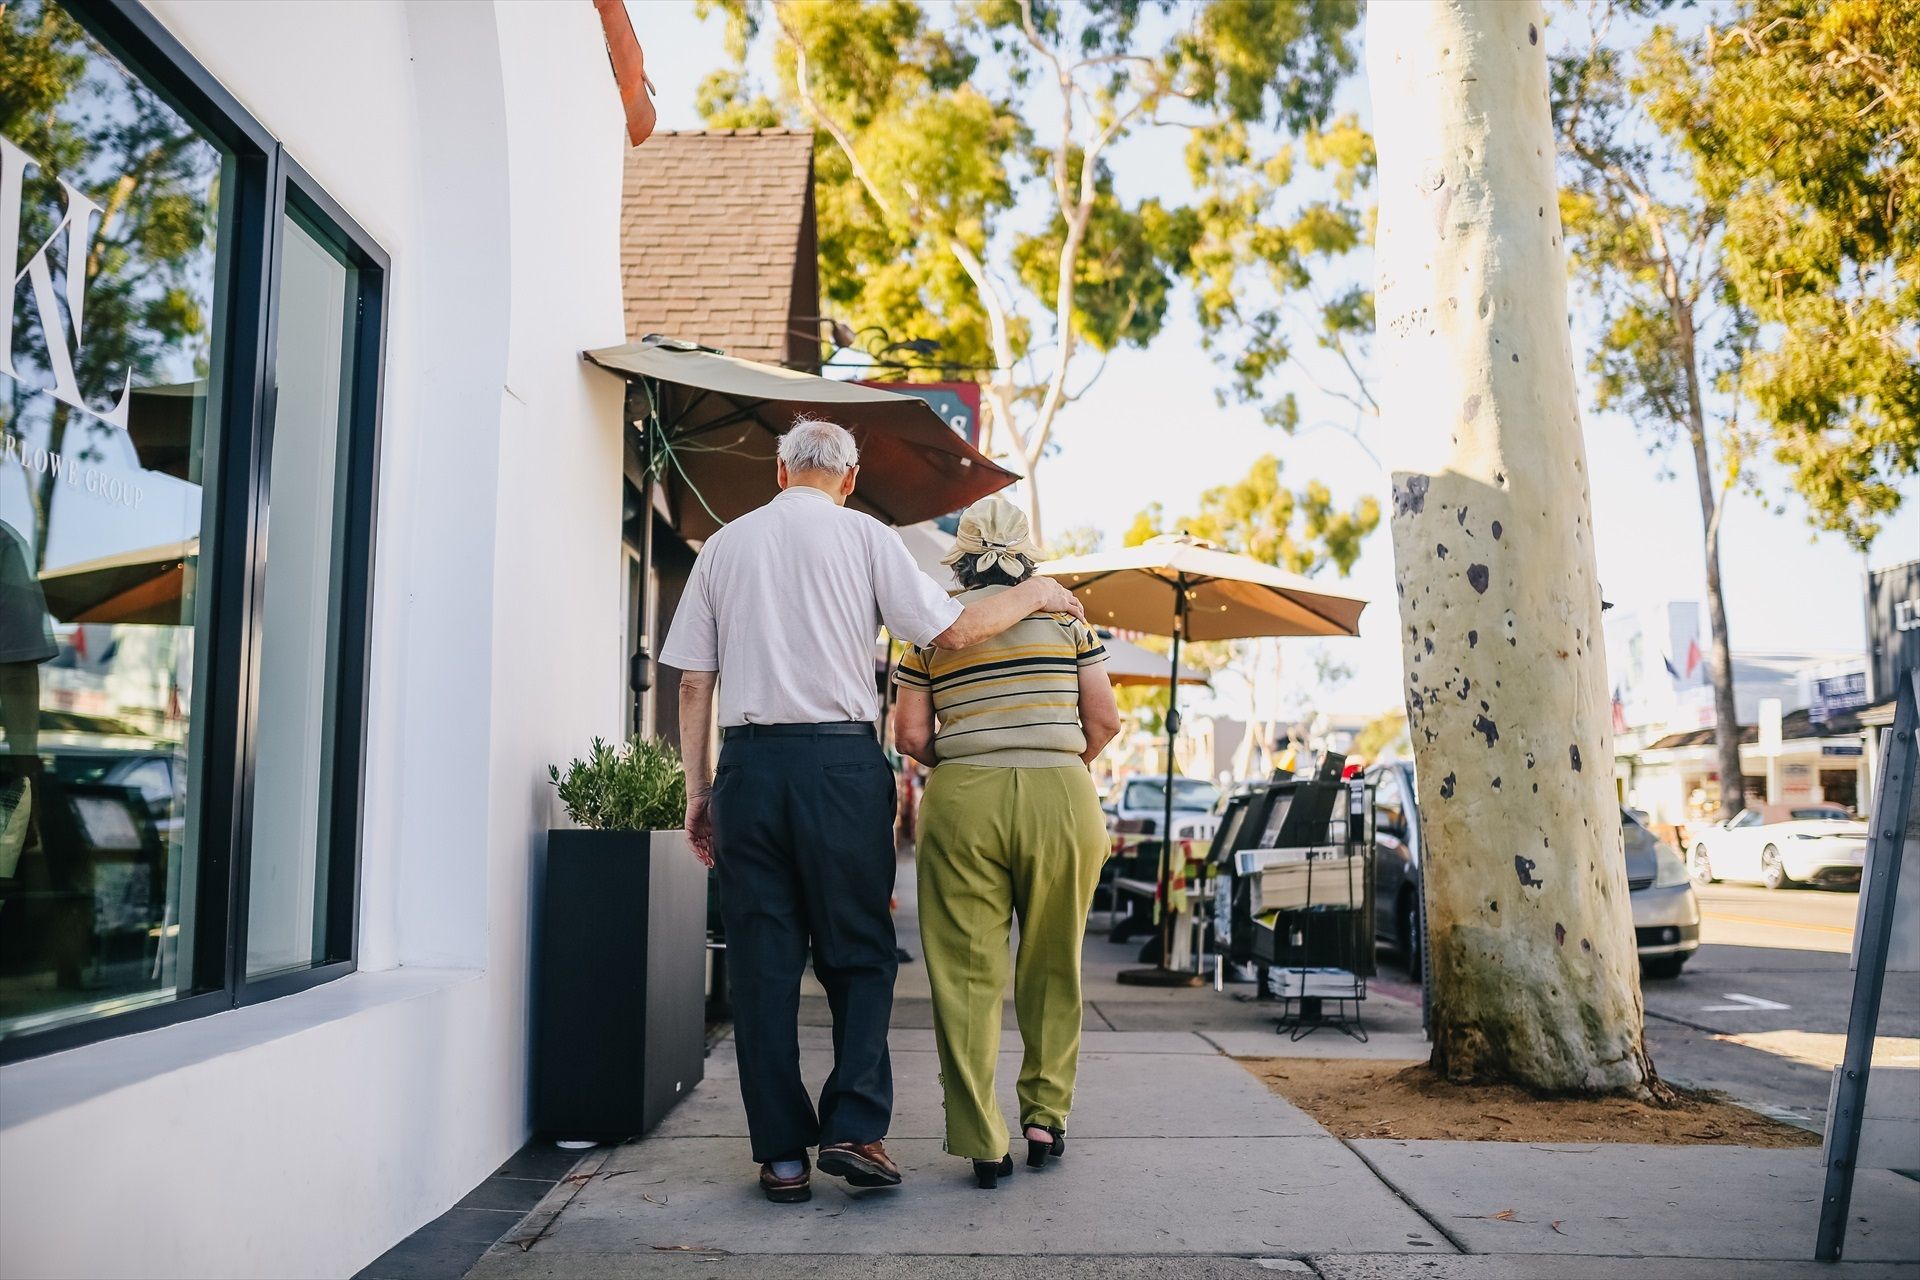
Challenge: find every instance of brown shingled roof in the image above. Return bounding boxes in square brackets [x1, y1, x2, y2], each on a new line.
[621, 129, 820, 367]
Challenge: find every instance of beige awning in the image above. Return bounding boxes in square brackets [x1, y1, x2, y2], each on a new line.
[584, 340, 1018, 538]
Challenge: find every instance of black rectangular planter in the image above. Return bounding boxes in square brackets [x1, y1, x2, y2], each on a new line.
[533, 828, 707, 1141]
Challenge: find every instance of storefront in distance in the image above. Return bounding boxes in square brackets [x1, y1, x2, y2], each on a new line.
[0, 2, 632, 1275]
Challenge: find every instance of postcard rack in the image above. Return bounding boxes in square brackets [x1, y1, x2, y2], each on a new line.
[1215, 761, 1374, 1041]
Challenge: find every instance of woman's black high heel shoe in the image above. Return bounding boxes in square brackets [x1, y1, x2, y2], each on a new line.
[1024, 1125, 1066, 1168]
[972, 1153, 1014, 1189]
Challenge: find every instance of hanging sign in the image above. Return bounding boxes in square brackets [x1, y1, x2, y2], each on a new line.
[1811, 671, 1869, 724]
[857, 380, 981, 447]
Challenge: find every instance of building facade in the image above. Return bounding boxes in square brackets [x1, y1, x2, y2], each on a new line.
[0, 3, 633, 1275]
[1602, 602, 1872, 823]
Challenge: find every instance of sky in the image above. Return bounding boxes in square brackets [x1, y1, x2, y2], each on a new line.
[629, 0, 1919, 721]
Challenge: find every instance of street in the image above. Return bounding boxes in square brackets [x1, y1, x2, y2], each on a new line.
[1643, 883, 1917, 1130]
[1378, 882, 1918, 1131]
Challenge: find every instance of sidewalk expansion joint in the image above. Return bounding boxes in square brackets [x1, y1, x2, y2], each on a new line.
[500, 1146, 611, 1255]
[1193, 1030, 1230, 1055]
[1335, 1136, 1469, 1255]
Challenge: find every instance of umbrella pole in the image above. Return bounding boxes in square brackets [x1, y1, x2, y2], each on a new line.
[629, 379, 657, 739]
[1117, 587, 1202, 988]
[1158, 617, 1183, 968]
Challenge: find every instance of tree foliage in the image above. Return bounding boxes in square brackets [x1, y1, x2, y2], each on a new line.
[1556, 0, 1918, 551]
[1350, 708, 1409, 761]
[1682, 0, 1919, 547]
[695, 0, 1373, 546]
[1124, 452, 1379, 576]
[1046, 522, 1105, 557]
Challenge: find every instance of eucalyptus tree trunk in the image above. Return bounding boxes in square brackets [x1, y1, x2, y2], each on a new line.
[1369, 0, 1658, 1095]
[1677, 308, 1746, 818]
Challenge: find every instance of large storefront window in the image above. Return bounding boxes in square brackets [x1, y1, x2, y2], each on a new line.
[0, 0, 384, 1057]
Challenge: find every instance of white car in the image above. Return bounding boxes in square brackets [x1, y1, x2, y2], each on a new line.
[1688, 802, 1867, 890]
[1103, 776, 1221, 836]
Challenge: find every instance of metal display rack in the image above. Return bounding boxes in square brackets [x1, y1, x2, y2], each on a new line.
[1248, 780, 1373, 1040]
[1211, 761, 1375, 1041]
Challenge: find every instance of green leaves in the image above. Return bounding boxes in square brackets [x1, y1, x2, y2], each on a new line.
[1689, 0, 1920, 548]
[1557, 0, 1919, 550]
[860, 87, 1022, 245]
[1176, 0, 1361, 130]
[1124, 453, 1379, 577]
[1012, 185, 1199, 353]
[548, 737, 690, 833]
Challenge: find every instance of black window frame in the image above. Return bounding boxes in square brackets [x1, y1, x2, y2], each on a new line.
[0, 0, 386, 1063]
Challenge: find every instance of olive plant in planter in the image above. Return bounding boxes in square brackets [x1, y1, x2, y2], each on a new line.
[534, 737, 706, 1141]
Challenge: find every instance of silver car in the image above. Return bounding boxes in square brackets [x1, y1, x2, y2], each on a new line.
[1366, 762, 1701, 979]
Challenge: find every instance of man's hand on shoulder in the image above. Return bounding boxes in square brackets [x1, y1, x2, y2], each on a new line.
[1027, 576, 1086, 622]
[933, 574, 1084, 648]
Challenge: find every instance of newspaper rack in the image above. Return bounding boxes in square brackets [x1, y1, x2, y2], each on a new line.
[1235, 777, 1375, 1041]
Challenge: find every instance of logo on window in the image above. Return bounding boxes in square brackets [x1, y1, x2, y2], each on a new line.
[0, 136, 134, 429]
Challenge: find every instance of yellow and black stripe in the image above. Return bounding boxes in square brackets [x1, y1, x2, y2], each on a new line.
[895, 588, 1107, 768]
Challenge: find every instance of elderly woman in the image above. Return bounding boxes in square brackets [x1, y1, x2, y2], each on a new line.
[892, 497, 1120, 1189]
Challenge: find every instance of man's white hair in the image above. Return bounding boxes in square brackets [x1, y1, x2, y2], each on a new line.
[778, 416, 860, 476]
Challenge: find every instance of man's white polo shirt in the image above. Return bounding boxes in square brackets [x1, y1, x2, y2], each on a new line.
[658, 486, 964, 727]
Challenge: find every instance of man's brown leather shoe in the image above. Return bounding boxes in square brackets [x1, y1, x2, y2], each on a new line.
[816, 1139, 903, 1187]
[759, 1156, 811, 1203]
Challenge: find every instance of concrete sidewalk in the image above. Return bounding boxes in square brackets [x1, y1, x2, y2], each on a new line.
[467, 863, 1920, 1279]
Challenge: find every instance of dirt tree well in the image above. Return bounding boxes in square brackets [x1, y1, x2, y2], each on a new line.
[1368, 0, 1657, 1096]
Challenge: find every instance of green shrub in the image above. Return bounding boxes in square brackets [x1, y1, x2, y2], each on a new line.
[547, 736, 688, 832]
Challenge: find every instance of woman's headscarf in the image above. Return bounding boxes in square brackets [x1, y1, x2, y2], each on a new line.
[942, 496, 1037, 579]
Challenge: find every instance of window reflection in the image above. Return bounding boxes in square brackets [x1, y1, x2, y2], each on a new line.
[246, 214, 352, 981]
[0, 0, 224, 1037]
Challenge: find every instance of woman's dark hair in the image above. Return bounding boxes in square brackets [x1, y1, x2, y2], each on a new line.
[954, 552, 1036, 590]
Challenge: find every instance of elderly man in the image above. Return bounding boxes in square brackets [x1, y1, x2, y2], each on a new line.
[660, 418, 1084, 1204]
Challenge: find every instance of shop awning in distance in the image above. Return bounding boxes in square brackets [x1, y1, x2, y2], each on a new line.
[1099, 631, 1213, 688]
[584, 339, 1020, 539]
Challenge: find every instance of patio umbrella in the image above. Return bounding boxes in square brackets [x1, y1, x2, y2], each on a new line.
[1037, 534, 1367, 985]
[1099, 631, 1211, 689]
[39, 539, 196, 625]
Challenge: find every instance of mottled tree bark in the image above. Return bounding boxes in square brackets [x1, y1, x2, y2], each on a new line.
[1369, 0, 1657, 1094]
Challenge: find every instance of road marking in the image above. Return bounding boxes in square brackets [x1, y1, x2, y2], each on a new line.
[1702, 910, 1854, 935]
[1700, 993, 1791, 1013]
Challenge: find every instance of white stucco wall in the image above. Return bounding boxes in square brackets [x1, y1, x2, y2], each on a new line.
[0, 3, 628, 1276]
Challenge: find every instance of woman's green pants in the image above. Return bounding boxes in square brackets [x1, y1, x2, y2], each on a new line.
[915, 762, 1109, 1160]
